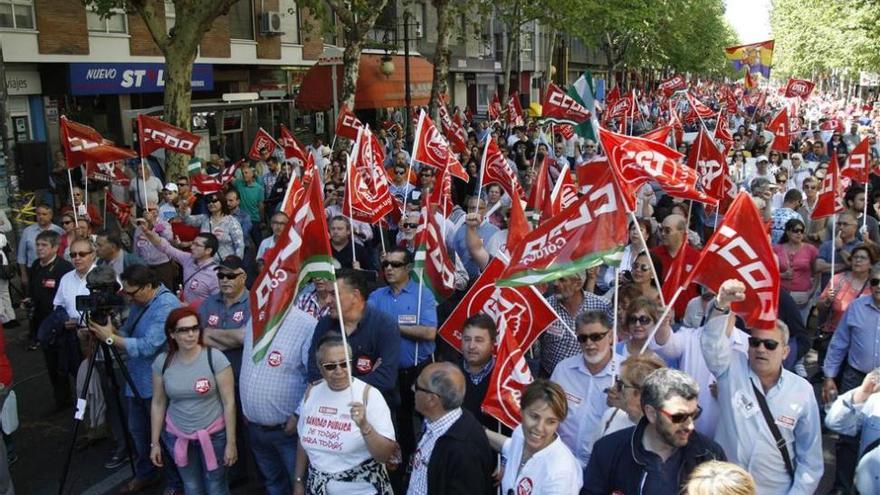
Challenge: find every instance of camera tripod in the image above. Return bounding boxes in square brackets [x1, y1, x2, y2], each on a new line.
[57, 324, 141, 495]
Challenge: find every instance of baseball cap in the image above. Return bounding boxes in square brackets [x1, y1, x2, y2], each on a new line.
[215, 255, 245, 272]
[164, 183, 178, 192]
[756, 155, 769, 163]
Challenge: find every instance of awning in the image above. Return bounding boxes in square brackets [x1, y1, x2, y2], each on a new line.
[296, 54, 433, 111]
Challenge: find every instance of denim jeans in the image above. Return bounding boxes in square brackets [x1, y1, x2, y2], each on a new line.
[127, 397, 182, 490]
[246, 423, 297, 495]
[161, 429, 229, 495]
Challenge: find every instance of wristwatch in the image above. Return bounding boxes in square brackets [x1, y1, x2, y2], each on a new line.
[105, 335, 115, 346]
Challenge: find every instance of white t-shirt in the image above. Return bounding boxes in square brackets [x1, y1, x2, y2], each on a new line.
[297, 379, 395, 495]
[501, 426, 582, 495]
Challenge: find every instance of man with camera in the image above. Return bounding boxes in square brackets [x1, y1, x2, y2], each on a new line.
[88, 264, 182, 494]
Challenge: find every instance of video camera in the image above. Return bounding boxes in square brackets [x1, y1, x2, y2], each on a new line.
[75, 266, 125, 326]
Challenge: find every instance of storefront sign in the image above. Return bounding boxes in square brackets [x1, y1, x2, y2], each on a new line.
[69, 63, 214, 95]
[6, 69, 42, 96]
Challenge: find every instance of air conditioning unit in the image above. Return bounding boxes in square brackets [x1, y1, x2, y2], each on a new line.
[261, 11, 284, 35]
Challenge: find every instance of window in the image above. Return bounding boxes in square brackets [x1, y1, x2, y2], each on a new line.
[164, 0, 175, 33]
[280, 0, 299, 44]
[87, 6, 128, 34]
[229, 0, 254, 40]
[407, 3, 424, 40]
[0, 0, 34, 29]
[520, 29, 533, 62]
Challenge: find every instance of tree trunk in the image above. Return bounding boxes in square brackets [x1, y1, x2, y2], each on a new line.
[341, 36, 363, 111]
[161, 44, 198, 181]
[502, 26, 516, 103]
[544, 29, 557, 94]
[429, 0, 452, 121]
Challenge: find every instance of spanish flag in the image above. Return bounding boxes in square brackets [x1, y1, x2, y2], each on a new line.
[724, 40, 774, 79]
[744, 69, 757, 89]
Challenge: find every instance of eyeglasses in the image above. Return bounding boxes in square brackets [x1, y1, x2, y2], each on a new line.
[320, 360, 349, 372]
[122, 286, 143, 297]
[382, 260, 407, 269]
[173, 325, 200, 335]
[851, 254, 870, 262]
[403, 222, 419, 229]
[748, 337, 780, 351]
[217, 272, 243, 280]
[70, 250, 94, 258]
[658, 405, 702, 424]
[627, 315, 653, 326]
[632, 263, 651, 272]
[413, 383, 438, 395]
[576, 330, 610, 343]
[870, 278, 880, 287]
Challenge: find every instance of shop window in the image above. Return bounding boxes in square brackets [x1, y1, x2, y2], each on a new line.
[0, 0, 34, 30]
[87, 6, 128, 34]
[229, 0, 255, 40]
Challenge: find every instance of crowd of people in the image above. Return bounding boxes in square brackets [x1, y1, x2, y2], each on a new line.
[4, 82, 880, 495]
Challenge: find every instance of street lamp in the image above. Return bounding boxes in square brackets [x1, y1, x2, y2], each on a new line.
[381, 12, 420, 144]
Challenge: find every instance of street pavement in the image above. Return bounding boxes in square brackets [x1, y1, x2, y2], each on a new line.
[3, 311, 838, 494]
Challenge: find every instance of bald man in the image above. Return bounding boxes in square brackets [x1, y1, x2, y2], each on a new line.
[651, 213, 700, 319]
[408, 363, 494, 495]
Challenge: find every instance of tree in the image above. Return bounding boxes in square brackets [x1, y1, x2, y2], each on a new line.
[87, 0, 240, 179]
[427, 0, 454, 119]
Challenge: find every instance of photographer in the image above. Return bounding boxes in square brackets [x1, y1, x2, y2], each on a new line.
[88, 265, 183, 494]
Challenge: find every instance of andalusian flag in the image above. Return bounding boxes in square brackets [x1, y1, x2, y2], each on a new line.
[567, 71, 600, 141]
[724, 40, 774, 79]
[412, 201, 455, 301]
[187, 157, 203, 177]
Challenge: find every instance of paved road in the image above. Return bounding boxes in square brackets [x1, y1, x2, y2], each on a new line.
[3, 311, 840, 494]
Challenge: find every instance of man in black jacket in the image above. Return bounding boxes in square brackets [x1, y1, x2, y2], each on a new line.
[407, 362, 494, 495]
[583, 368, 725, 495]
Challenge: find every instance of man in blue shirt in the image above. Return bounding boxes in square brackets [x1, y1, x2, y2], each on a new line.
[87, 264, 181, 494]
[368, 247, 437, 474]
[823, 264, 880, 494]
[452, 196, 498, 279]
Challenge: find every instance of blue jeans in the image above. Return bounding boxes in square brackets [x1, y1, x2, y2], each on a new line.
[128, 397, 182, 490]
[247, 423, 297, 495]
[161, 429, 229, 495]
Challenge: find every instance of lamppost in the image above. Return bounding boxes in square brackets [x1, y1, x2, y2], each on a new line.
[379, 12, 420, 144]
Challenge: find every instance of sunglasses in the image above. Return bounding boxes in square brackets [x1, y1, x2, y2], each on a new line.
[321, 360, 349, 372]
[576, 330, 610, 343]
[382, 260, 407, 269]
[789, 228, 805, 234]
[748, 337, 780, 350]
[206, 197, 221, 203]
[659, 405, 703, 424]
[177, 182, 188, 187]
[217, 272, 243, 280]
[627, 315, 653, 326]
[173, 324, 200, 335]
[70, 250, 94, 258]
[870, 278, 880, 287]
[403, 222, 419, 229]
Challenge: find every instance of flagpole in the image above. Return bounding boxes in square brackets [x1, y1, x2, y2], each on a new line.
[330, 277, 356, 402]
[378, 227, 386, 254]
[640, 286, 684, 355]
[102, 188, 108, 230]
[862, 181, 869, 233]
[628, 210, 666, 307]
[402, 111, 426, 217]
[611, 261, 620, 382]
[66, 169, 79, 228]
[140, 157, 150, 214]
[474, 134, 491, 214]
[414, 205, 430, 366]
[346, 129, 363, 266]
[830, 214, 837, 292]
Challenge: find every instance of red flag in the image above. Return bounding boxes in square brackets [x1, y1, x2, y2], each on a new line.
[507, 196, 530, 248]
[604, 95, 633, 121]
[687, 128, 729, 201]
[599, 127, 718, 212]
[438, 99, 469, 154]
[661, 243, 689, 304]
[641, 126, 673, 146]
[335, 104, 363, 140]
[480, 138, 525, 200]
[301, 153, 317, 190]
[190, 173, 223, 195]
[438, 257, 558, 351]
[497, 172, 628, 286]
[481, 329, 533, 429]
[248, 127, 280, 161]
[606, 86, 621, 106]
[343, 126, 395, 224]
[684, 93, 715, 124]
[842, 137, 872, 184]
[744, 70, 757, 90]
[412, 111, 469, 181]
[766, 107, 791, 153]
[658, 75, 687, 97]
[720, 87, 738, 114]
[506, 92, 524, 126]
[555, 124, 575, 141]
[137, 114, 201, 157]
[278, 125, 308, 164]
[413, 200, 456, 301]
[60, 116, 137, 168]
[488, 93, 502, 121]
[427, 166, 455, 217]
[250, 176, 335, 362]
[105, 190, 131, 225]
[214, 159, 244, 187]
[820, 118, 844, 133]
[548, 164, 578, 217]
[86, 162, 131, 186]
[682, 192, 780, 330]
[526, 155, 553, 214]
[541, 83, 591, 125]
[713, 112, 734, 151]
[784, 78, 815, 100]
[812, 152, 844, 220]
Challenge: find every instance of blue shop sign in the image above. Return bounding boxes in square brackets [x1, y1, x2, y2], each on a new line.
[69, 63, 213, 95]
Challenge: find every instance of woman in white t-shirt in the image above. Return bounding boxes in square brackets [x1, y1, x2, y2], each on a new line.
[485, 380, 582, 495]
[294, 333, 396, 495]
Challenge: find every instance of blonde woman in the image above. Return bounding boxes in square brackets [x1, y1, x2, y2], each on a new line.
[684, 460, 757, 495]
